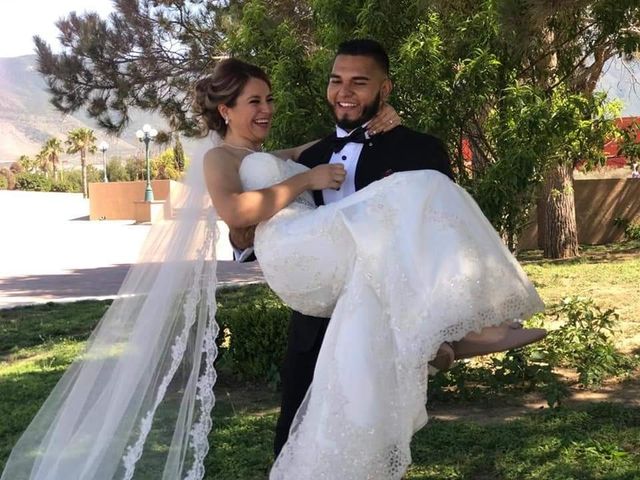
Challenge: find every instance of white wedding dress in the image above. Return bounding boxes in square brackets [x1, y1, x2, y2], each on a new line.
[239, 153, 544, 479]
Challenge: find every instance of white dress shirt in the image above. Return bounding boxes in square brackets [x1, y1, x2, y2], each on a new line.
[322, 125, 369, 204]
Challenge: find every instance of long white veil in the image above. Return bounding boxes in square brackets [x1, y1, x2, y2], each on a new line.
[1, 136, 221, 480]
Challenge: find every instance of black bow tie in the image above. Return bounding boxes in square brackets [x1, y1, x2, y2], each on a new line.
[332, 127, 367, 153]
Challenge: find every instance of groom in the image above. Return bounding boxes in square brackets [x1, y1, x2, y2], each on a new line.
[271, 38, 455, 456]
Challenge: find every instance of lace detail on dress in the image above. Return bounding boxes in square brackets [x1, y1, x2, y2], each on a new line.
[291, 195, 316, 209]
[122, 215, 219, 480]
[259, 169, 544, 479]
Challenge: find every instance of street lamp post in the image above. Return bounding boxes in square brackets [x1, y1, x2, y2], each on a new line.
[136, 124, 158, 202]
[99, 141, 109, 182]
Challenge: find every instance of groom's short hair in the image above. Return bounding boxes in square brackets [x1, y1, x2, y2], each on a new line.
[336, 39, 390, 75]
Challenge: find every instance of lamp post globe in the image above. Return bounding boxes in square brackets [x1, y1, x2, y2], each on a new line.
[99, 141, 109, 182]
[136, 126, 157, 201]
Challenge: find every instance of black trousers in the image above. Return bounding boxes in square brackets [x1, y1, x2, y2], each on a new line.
[273, 312, 329, 457]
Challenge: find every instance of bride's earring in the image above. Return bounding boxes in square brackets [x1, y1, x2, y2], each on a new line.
[224, 117, 229, 125]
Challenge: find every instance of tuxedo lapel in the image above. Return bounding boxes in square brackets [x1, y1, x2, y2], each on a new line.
[354, 135, 390, 190]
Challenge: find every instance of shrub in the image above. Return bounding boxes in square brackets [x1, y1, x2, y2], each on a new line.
[428, 333, 568, 408]
[540, 296, 637, 386]
[0, 168, 15, 189]
[14, 172, 52, 191]
[63, 171, 85, 192]
[106, 158, 130, 182]
[429, 296, 637, 408]
[0, 175, 8, 190]
[50, 180, 81, 193]
[9, 161, 24, 174]
[152, 148, 181, 180]
[221, 300, 290, 386]
[614, 217, 640, 241]
[125, 157, 145, 180]
[86, 165, 103, 183]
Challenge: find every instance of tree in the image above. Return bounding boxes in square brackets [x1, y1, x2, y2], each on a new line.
[151, 148, 181, 180]
[66, 128, 97, 198]
[618, 120, 640, 167]
[40, 137, 65, 180]
[494, 1, 640, 257]
[15, 155, 37, 173]
[106, 157, 130, 182]
[36, 0, 640, 255]
[34, 1, 241, 135]
[173, 134, 186, 172]
[35, 151, 50, 177]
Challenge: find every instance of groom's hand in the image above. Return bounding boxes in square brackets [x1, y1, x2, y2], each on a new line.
[229, 225, 256, 250]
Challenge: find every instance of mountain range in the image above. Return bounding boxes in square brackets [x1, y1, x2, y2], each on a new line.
[0, 55, 167, 167]
[0, 54, 638, 168]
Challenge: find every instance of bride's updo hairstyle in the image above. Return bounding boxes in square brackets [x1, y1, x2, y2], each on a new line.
[193, 58, 271, 137]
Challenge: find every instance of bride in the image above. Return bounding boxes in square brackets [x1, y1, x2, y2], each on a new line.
[1, 56, 544, 480]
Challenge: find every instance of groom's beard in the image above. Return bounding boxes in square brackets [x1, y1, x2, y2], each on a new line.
[332, 93, 381, 131]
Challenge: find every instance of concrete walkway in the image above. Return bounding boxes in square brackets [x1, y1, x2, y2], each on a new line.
[0, 190, 263, 309]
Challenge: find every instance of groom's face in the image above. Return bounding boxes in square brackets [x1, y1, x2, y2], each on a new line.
[327, 54, 392, 131]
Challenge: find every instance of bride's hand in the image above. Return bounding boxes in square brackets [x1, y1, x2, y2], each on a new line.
[306, 164, 346, 190]
[366, 103, 401, 136]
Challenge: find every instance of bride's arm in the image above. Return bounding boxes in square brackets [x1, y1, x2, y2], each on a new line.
[203, 148, 345, 228]
[272, 103, 403, 161]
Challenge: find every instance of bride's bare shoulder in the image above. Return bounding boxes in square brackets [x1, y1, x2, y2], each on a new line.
[203, 146, 242, 171]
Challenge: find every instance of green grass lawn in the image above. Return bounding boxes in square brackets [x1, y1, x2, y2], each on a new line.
[521, 240, 640, 354]
[1, 243, 640, 479]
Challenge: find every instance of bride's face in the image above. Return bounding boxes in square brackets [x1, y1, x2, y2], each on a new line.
[327, 55, 391, 130]
[220, 77, 274, 144]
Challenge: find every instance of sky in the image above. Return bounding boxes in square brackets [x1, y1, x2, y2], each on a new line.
[0, 0, 115, 57]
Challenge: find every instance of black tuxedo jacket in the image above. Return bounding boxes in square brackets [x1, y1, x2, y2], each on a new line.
[288, 125, 455, 352]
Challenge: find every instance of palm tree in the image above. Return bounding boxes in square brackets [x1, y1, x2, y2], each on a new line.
[66, 128, 97, 198]
[41, 138, 64, 180]
[35, 151, 50, 176]
[16, 155, 37, 173]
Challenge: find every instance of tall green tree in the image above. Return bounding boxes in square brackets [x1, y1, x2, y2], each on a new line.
[40, 137, 65, 180]
[173, 135, 186, 172]
[228, 0, 633, 250]
[66, 128, 97, 198]
[493, 0, 640, 257]
[35, 151, 50, 177]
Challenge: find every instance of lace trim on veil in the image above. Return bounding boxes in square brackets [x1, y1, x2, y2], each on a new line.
[185, 243, 220, 480]
[122, 215, 219, 480]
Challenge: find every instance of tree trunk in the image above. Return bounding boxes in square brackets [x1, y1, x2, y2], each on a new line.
[536, 189, 545, 249]
[81, 151, 88, 198]
[533, 27, 615, 259]
[542, 162, 579, 258]
[535, 26, 580, 258]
